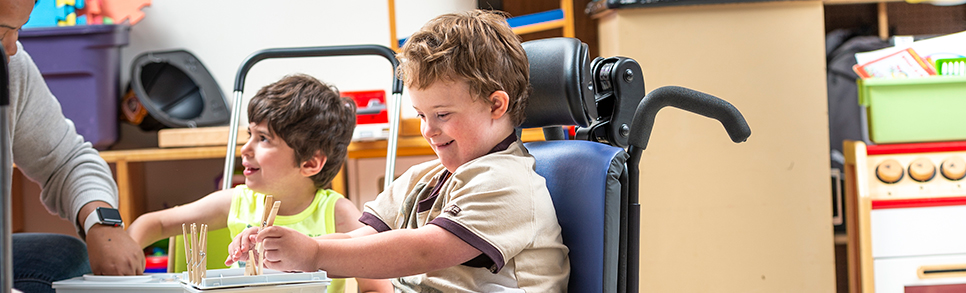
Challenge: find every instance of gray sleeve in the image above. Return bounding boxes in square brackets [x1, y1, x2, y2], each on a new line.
[7, 42, 118, 237]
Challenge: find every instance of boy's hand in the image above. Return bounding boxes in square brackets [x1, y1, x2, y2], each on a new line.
[225, 226, 260, 266]
[257, 226, 321, 272]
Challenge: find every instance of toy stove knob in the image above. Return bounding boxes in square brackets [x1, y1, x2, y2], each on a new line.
[908, 157, 937, 182]
[876, 159, 904, 184]
[941, 156, 966, 181]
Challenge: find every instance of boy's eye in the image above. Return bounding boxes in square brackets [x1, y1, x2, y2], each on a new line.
[259, 135, 269, 142]
[437, 113, 449, 118]
[416, 113, 426, 119]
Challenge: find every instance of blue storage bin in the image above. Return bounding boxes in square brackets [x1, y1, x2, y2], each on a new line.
[19, 24, 130, 149]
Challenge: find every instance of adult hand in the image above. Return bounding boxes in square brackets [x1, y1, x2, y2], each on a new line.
[258, 226, 321, 272]
[86, 225, 145, 275]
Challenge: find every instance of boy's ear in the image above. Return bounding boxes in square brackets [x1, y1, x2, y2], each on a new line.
[488, 90, 510, 120]
[300, 151, 327, 177]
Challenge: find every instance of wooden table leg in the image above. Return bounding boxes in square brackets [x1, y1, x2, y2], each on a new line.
[12, 168, 23, 232]
[331, 164, 347, 197]
[115, 160, 146, 225]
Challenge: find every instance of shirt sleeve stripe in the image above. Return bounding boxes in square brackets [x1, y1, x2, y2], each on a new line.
[360, 212, 392, 232]
[430, 217, 506, 273]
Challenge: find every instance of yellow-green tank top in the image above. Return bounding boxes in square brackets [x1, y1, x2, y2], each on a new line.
[227, 185, 346, 293]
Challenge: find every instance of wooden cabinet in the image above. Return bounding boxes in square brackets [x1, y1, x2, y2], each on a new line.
[595, 2, 834, 292]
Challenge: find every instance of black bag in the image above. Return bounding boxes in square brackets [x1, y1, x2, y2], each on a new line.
[826, 30, 890, 170]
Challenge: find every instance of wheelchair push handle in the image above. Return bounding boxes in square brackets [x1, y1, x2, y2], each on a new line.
[627, 85, 752, 150]
[232, 45, 402, 94]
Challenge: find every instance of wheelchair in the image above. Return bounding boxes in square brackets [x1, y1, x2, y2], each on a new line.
[520, 37, 751, 292]
[219, 37, 751, 293]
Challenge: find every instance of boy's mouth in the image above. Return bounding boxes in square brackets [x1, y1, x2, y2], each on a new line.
[436, 140, 454, 148]
[243, 167, 260, 176]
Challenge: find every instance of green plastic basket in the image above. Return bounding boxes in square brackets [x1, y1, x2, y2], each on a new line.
[858, 75, 966, 144]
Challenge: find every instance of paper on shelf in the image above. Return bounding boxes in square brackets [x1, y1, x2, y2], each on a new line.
[855, 30, 966, 65]
[853, 48, 936, 78]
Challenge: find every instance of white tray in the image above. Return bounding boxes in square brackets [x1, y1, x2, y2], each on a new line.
[182, 282, 330, 293]
[53, 273, 182, 293]
[180, 268, 329, 291]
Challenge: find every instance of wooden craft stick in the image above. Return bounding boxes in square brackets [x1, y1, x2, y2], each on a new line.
[259, 201, 282, 273]
[199, 224, 208, 282]
[182, 224, 190, 279]
[262, 195, 274, 227]
[191, 223, 201, 284]
[253, 240, 261, 275]
[251, 250, 256, 276]
[266, 201, 280, 226]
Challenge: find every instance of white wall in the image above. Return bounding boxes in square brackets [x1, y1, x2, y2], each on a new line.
[120, 0, 476, 211]
[18, 1, 477, 236]
[120, 0, 476, 122]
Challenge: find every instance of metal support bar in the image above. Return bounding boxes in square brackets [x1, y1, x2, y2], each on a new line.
[222, 45, 403, 192]
[1, 44, 14, 293]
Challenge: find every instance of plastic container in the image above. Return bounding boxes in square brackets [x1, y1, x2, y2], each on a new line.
[127, 50, 229, 131]
[53, 273, 183, 293]
[936, 57, 966, 76]
[343, 90, 390, 141]
[858, 75, 966, 144]
[180, 268, 329, 292]
[18, 24, 130, 149]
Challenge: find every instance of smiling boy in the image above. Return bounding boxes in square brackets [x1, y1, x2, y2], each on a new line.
[128, 74, 392, 293]
[227, 10, 570, 292]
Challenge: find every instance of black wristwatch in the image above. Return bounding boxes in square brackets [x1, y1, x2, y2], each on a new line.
[84, 207, 124, 235]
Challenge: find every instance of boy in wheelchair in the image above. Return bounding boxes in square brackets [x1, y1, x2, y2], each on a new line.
[226, 10, 570, 292]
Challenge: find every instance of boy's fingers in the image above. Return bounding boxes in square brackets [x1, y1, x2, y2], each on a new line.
[241, 231, 255, 251]
[254, 226, 280, 242]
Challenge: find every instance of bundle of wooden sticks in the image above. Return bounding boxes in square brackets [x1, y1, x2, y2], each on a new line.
[246, 195, 281, 276]
[183, 223, 207, 285]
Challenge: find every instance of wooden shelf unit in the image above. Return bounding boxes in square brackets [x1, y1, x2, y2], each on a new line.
[10, 127, 546, 226]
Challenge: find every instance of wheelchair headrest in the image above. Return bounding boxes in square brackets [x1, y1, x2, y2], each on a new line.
[520, 38, 597, 129]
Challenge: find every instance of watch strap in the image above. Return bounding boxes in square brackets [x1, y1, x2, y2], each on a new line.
[83, 209, 100, 236]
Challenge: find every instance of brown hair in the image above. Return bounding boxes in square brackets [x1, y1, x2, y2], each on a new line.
[248, 74, 356, 189]
[396, 9, 530, 126]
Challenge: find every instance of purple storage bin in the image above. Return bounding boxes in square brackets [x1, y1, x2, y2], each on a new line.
[19, 24, 130, 150]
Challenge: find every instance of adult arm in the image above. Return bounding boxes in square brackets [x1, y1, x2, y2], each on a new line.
[7, 43, 142, 275]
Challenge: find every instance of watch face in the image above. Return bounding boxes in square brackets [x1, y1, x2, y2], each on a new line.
[97, 208, 123, 223]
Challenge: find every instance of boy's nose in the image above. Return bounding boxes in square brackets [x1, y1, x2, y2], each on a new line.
[240, 139, 254, 157]
[421, 121, 439, 138]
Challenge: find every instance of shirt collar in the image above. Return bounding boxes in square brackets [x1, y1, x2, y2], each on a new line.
[487, 132, 517, 155]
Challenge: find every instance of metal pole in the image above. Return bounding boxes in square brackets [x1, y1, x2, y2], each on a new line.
[221, 91, 245, 191]
[0, 109, 11, 293]
[383, 92, 403, 190]
[1, 44, 14, 293]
